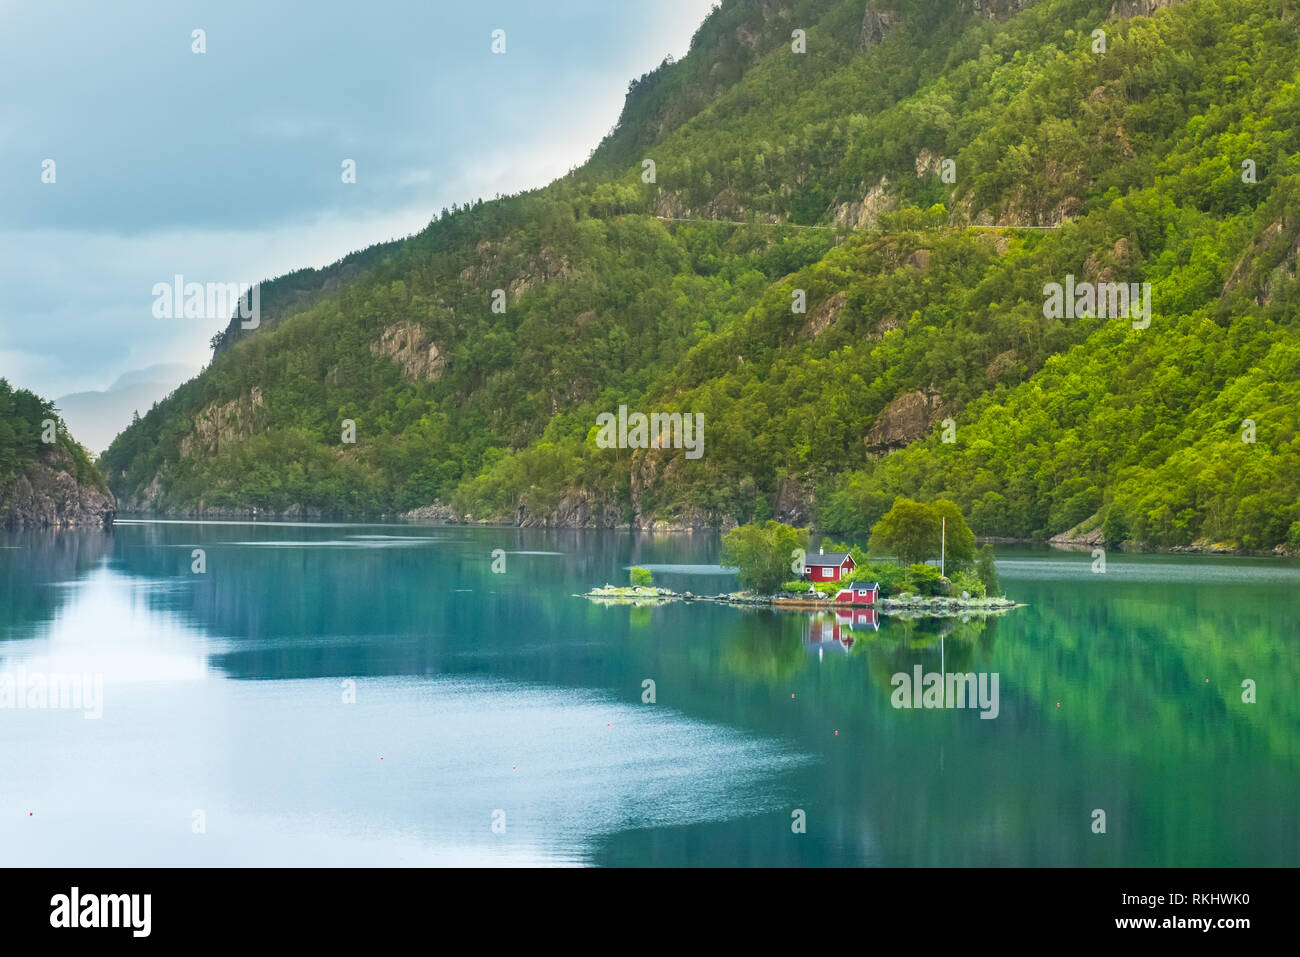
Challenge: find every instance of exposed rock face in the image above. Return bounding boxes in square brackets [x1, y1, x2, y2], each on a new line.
[987, 187, 1081, 228]
[179, 387, 266, 459]
[859, 3, 900, 52]
[802, 290, 847, 339]
[734, 20, 762, 49]
[1223, 217, 1300, 307]
[985, 348, 1019, 380]
[1169, 539, 1241, 554]
[834, 178, 894, 229]
[507, 246, 572, 299]
[861, 0, 1043, 57]
[514, 494, 736, 531]
[737, 0, 790, 49]
[653, 188, 781, 225]
[369, 321, 447, 381]
[458, 240, 572, 302]
[401, 502, 458, 522]
[964, 0, 1032, 19]
[865, 386, 947, 455]
[1082, 236, 1141, 285]
[508, 448, 743, 530]
[517, 490, 623, 529]
[869, 314, 902, 340]
[915, 149, 942, 178]
[1, 448, 115, 528]
[1110, 0, 1185, 18]
[125, 471, 165, 512]
[905, 248, 932, 269]
[1048, 525, 1105, 548]
[773, 476, 816, 526]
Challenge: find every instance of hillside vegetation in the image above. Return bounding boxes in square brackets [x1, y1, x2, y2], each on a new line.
[101, 0, 1300, 550]
[1, 379, 114, 528]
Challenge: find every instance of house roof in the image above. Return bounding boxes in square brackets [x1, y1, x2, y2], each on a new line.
[812, 552, 854, 565]
[851, 581, 879, 591]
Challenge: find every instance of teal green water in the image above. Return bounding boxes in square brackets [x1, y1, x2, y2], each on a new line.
[1, 521, 1296, 866]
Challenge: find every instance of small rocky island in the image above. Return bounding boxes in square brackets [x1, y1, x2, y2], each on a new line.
[580, 584, 1020, 618]
[582, 509, 1023, 620]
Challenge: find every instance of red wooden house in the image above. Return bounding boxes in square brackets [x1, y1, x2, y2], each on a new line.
[802, 548, 855, 583]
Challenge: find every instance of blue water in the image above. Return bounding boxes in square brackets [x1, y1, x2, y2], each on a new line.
[1, 521, 1296, 866]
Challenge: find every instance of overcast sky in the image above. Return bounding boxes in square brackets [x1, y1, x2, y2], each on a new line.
[0, 0, 717, 399]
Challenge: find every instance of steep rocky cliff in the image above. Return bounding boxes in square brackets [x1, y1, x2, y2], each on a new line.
[1, 445, 115, 529]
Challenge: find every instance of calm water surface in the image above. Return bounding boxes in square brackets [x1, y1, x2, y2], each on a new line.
[1, 521, 1296, 866]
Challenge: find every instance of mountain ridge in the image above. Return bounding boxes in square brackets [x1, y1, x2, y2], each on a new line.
[100, 0, 1300, 552]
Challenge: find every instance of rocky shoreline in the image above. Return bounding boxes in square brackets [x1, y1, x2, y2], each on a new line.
[580, 585, 1021, 617]
[1, 454, 115, 529]
[109, 501, 1299, 557]
[1047, 529, 1297, 558]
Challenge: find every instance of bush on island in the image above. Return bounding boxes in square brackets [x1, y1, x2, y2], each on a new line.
[721, 521, 808, 594]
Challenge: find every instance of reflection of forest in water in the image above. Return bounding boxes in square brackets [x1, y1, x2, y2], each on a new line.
[721, 608, 1000, 697]
[6, 526, 1298, 866]
[0, 528, 114, 642]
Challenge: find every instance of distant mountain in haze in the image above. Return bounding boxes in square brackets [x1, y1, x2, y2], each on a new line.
[56, 363, 197, 455]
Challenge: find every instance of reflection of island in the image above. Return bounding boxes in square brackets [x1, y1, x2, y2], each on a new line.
[862, 615, 999, 701]
[804, 609, 878, 659]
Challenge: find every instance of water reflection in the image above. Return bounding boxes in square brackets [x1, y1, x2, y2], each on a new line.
[1, 523, 1296, 866]
[0, 524, 816, 866]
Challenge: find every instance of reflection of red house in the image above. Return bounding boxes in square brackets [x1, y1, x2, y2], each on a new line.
[802, 549, 855, 582]
[833, 581, 879, 605]
[804, 607, 878, 657]
[806, 614, 855, 653]
[836, 607, 879, 631]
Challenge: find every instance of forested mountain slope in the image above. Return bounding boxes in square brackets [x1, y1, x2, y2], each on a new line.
[1, 379, 115, 528]
[101, 0, 1300, 550]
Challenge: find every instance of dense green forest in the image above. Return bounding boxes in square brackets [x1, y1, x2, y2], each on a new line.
[101, 0, 1300, 550]
[0, 378, 105, 496]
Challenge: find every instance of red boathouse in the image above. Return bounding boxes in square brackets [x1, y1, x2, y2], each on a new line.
[832, 581, 879, 605]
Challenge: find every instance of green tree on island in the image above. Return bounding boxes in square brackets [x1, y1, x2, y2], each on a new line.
[629, 566, 654, 587]
[870, 497, 976, 571]
[721, 521, 807, 594]
[977, 544, 1001, 596]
